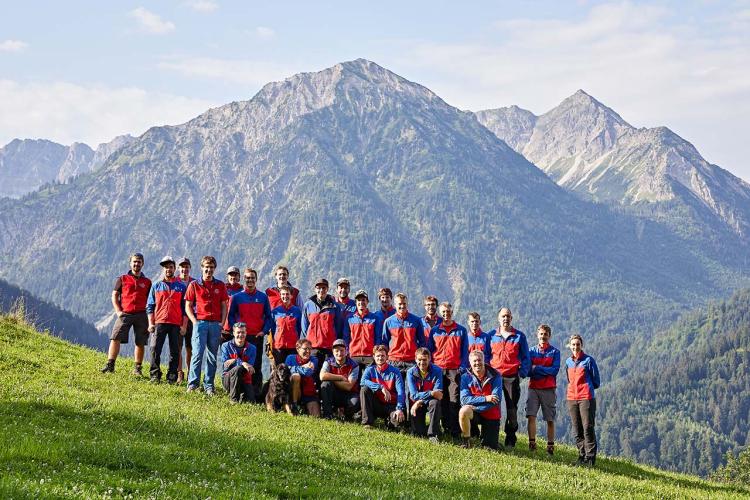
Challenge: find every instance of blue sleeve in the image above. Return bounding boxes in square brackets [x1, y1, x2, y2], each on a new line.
[295, 309, 302, 336]
[301, 303, 309, 337]
[269, 310, 277, 336]
[491, 373, 503, 402]
[361, 366, 382, 391]
[247, 344, 257, 366]
[407, 370, 430, 402]
[227, 296, 238, 328]
[427, 327, 436, 354]
[374, 317, 384, 346]
[416, 320, 425, 348]
[459, 374, 489, 410]
[434, 367, 444, 392]
[589, 357, 601, 389]
[460, 330, 469, 369]
[380, 319, 390, 349]
[395, 370, 406, 411]
[343, 318, 352, 347]
[263, 297, 272, 333]
[146, 284, 156, 315]
[219, 342, 228, 368]
[518, 334, 531, 379]
[290, 358, 314, 377]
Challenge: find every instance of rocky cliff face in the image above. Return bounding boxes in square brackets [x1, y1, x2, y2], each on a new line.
[476, 90, 750, 239]
[0, 135, 134, 198]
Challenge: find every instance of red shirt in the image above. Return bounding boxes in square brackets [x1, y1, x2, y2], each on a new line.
[184, 278, 229, 322]
[114, 271, 152, 314]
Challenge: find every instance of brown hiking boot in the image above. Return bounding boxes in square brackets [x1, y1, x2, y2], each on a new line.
[528, 439, 537, 452]
[546, 442, 554, 455]
[132, 364, 143, 377]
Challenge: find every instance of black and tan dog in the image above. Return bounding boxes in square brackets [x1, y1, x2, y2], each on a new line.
[264, 362, 293, 414]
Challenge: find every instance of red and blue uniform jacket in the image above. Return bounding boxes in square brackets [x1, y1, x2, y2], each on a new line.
[406, 363, 444, 402]
[146, 278, 187, 326]
[361, 363, 405, 411]
[184, 278, 228, 322]
[421, 315, 441, 333]
[219, 341, 257, 385]
[566, 352, 600, 400]
[115, 271, 152, 314]
[266, 285, 304, 310]
[335, 297, 356, 320]
[321, 356, 360, 394]
[226, 288, 272, 336]
[226, 283, 243, 297]
[428, 321, 469, 370]
[343, 309, 382, 357]
[301, 295, 341, 349]
[529, 343, 561, 390]
[467, 330, 491, 363]
[460, 366, 503, 420]
[269, 304, 302, 350]
[373, 306, 396, 326]
[382, 311, 425, 362]
[488, 328, 530, 378]
[286, 354, 320, 397]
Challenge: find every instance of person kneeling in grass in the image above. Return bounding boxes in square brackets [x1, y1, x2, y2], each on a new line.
[286, 338, 321, 417]
[459, 350, 502, 449]
[219, 322, 256, 404]
[526, 324, 560, 455]
[406, 347, 443, 443]
[566, 334, 600, 467]
[360, 345, 405, 429]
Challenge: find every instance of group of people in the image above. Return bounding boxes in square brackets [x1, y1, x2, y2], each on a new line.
[102, 253, 602, 466]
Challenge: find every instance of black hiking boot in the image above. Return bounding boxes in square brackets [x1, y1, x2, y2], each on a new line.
[100, 360, 115, 373]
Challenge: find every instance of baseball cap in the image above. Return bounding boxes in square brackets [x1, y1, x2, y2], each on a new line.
[159, 255, 175, 267]
[332, 339, 346, 349]
[226, 266, 241, 275]
[315, 277, 329, 287]
[354, 289, 369, 300]
[336, 277, 350, 286]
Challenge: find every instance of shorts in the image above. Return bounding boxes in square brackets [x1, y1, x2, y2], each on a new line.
[110, 311, 148, 346]
[301, 394, 319, 404]
[526, 388, 557, 421]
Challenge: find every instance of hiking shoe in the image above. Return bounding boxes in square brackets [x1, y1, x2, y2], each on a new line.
[205, 388, 215, 397]
[100, 360, 115, 373]
[529, 439, 537, 452]
[176, 370, 184, 384]
[428, 436, 440, 445]
[460, 437, 471, 449]
[187, 385, 199, 393]
[149, 377, 160, 384]
[572, 456, 586, 467]
[132, 365, 143, 377]
[546, 443, 554, 456]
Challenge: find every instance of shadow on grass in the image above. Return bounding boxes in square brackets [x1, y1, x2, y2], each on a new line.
[1, 400, 558, 499]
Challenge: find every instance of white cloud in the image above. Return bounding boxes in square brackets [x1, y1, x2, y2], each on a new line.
[186, 0, 218, 13]
[254, 26, 276, 40]
[158, 56, 293, 86]
[0, 40, 28, 52]
[0, 80, 216, 147]
[129, 7, 176, 35]
[389, 1, 750, 180]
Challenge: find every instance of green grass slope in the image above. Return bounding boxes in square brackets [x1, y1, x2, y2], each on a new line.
[0, 317, 746, 499]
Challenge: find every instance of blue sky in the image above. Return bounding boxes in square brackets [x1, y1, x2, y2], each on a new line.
[1, 0, 749, 180]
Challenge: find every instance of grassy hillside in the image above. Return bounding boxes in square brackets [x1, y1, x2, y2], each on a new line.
[0, 317, 746, 499]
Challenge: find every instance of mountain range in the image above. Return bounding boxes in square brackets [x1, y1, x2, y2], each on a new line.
[0, 59, 748, 474]
[0, 135, 134, 198]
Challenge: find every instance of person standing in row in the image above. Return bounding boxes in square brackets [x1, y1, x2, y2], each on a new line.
[382, 292, 425, 382]
[466, 312, 491, 363]
[301, 278, 340, 376]
[225, 266, 243, 297]
[373, 287, 395, 324]
[266, 265, 304, 310]
[421, 295, 441, 332]
[176, 257, 195, 384]
[526, 324, 560, 455]
[566, 334, 600, 467]
[489, 307, 530, 448]
[184, 256, 228, 395]
[146, 256, 188, 384]
[334, 277, 356, 320]
[429, 302, 468, 440]
[101, 253, 151, 375]
[343, 289, 381, 371]
[269, 285, 302, 365]
[226, 267, 271, 399]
